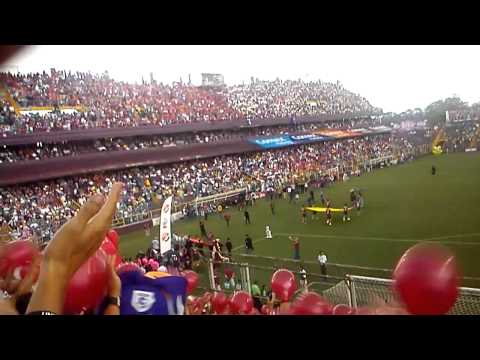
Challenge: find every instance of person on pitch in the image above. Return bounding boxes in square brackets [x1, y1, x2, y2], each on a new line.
[289, 236, 301, 260]
[223, 213, 231, 227]
[199, 220, 207, 238]
[225, 237, 233, 258]
[320, 191, 326, 206]
[343, 203, 351, 222]
[265, 225, 273, 239]
[245, 234, 254, 253]
[318, 251, 328, 279]
[431, 165, 436, 175]
[212, 238, 226, 269]
[244, 209, 251, 225]
[325, 207, 333, 226]
[301, 207, 307, 224]
[350, 189, 357, 207]
[270, 202, 275, 216]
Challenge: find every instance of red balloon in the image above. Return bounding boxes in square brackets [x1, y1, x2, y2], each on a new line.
[230, 291, 254, 314]
[0, 240, 39, 279]
[117, 262, 143, 275]
[211, 291, 229, 314]
[332, 304, 354, 315]
[101, 239, 121, 268]
[289, 292, 333, 315]
[182, 270, 199, 294]
[106, 229, 119, 249]
[64, 249, 109, 314]
[219, 303, 232, 315]
[271, 269, 297, 302]
[248, 307, 261, 315]
[101, 238, 117, 256]
[393, 243, 459, 315]
[354, 306, 376, 315]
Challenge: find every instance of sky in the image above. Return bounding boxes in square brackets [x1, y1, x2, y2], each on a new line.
[2, 45, 480, 113]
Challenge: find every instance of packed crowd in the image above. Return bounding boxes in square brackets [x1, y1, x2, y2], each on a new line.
[226, 79, 381, 120]
[1, 133, 420, 241]
[0, 118, 384, 163]
[0, 70, 380, 136]
[0, 98, 14, 126]
[444, 121, 479, 152]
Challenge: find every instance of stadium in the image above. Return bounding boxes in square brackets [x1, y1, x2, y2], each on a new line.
[1, 45, 480, 315]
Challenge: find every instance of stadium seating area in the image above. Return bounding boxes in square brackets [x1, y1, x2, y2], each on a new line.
[0, 70, 379, 136]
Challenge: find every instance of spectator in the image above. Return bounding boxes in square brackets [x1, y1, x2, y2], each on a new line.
[251, 281, 262, 310]
[318, 251, 328, 279]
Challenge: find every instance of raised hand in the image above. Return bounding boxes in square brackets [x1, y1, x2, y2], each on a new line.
[27, 183, 123, 315]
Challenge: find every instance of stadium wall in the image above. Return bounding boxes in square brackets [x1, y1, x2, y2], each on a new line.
[0, 139, 259, 186]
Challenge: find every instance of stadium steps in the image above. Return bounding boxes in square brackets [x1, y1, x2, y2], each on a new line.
[0, 82, 21, 114]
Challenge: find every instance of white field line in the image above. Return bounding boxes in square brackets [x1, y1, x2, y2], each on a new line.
[276, 232, 480, 246]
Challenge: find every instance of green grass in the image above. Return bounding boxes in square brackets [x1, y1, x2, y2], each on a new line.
[119, 153, 480, 289]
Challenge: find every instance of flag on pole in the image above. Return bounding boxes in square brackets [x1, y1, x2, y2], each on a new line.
[160, 196, 173, 255]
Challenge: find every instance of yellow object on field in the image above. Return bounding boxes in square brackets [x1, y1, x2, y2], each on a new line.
[305, 207, 353, 213]
[432, 145, 443, 155]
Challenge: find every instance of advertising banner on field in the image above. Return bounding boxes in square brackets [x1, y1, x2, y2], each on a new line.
[159, 196, 173, 255]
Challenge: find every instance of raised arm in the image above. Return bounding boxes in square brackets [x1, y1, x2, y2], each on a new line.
[27, 183, 123, 315]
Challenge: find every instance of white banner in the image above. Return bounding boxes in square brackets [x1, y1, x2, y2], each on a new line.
[159, 196, 173, 255]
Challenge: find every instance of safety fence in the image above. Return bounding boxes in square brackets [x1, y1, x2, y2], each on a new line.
[204, 256, 480, 315]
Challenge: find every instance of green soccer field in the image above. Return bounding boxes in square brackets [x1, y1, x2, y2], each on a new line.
[119, 153, 480, 289]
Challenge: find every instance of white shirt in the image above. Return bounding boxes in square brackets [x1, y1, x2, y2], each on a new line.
[318, 254, 327, 264]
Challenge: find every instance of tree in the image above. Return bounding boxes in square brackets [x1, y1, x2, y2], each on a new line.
[424, 96, 469, 127]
